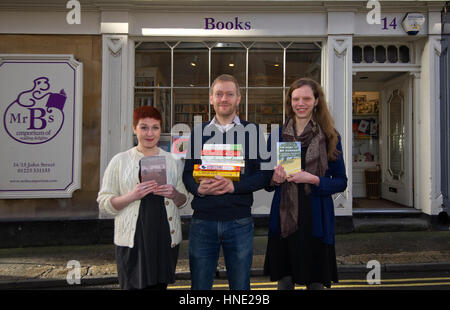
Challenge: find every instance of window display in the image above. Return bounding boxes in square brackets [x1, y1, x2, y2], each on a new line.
[134, 41, 321, 133]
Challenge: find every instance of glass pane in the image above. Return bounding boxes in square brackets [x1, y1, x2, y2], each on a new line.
[134, 88, 171, 134]
[248, 88, 283, 129]
[399, 45, 410, 63]
[353, 46, 362, 63]
[248, 42, 283, 87]
[387, 45, 398, 63]
[211, 42, 246, 87]
[363, 46, 374, 63]
[238, 88, 247, 121]
[173, 88, 209, 129]
[286, 43, 321, 85]
[173, 42, 209, 87]
[375, 45, 386, 63]
[388, 90, 403, 178]
[135, 42, 171, 87]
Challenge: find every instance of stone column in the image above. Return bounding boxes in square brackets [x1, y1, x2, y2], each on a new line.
[325, 12, 354, 216]
[100, 34, 130, 182]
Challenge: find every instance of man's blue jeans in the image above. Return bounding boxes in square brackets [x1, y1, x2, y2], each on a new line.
[189, 217, 254, 290]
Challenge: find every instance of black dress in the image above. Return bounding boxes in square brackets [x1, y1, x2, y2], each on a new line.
[115, 172, 179, 290]
[264, 145, 338, 288]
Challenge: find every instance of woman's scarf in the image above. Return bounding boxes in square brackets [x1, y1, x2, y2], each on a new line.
[279, 117, 328, 238]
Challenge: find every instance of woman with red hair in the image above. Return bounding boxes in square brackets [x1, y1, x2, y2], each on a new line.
[98, 106, 188, 290]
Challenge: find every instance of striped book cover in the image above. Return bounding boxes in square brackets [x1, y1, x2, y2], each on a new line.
[193, 170, 240, 183]
[194, 164, 241, 172]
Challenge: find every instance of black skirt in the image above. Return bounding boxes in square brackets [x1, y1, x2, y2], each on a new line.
[115, 193, 179, 290]
[264, 146, 338, 288]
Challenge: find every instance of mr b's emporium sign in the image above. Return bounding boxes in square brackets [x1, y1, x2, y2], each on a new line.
[0, 55, 83, 198]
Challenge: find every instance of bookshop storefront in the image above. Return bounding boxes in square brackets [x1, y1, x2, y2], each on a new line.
[132, 38, 323, 216]
[0, 1, 445, 231]
[104, 6, 444, 220]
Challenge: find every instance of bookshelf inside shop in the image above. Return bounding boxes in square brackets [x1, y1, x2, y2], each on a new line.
[248, 91, 283, 125]
[352, 91, 380, 198]
[173, 90, 209, 128]
[135, 67, 170, 132]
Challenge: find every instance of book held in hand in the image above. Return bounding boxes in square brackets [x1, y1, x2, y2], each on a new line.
[193, 170, 240, 183]
[140, 155, 167, 185]
[277, 142, 302, 177]
[193, 144, 244, 183]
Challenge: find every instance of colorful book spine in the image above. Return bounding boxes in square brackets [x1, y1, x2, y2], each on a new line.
[201, 150, 241, 156]
[201, 155, 244, 161]
[203, 144, 243, 151]
[194, 144, 244, 183]
[201, 160, 245, 167]
[193, 170, 240, 183]
[194, 164, 241, 172]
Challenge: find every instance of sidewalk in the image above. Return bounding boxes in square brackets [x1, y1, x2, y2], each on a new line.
[0, 230, 449, 289]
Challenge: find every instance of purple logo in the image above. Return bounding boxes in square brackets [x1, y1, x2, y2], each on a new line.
[204, 17, 251, 30]
[3, 77, 67, 145]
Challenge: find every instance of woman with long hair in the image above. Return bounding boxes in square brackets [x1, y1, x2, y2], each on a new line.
[264, 78, 347, 289]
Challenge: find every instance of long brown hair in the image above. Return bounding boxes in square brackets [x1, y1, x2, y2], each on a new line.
[285, 77, 340, 161]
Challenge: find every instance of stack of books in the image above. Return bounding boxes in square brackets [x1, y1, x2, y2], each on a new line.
[193, 144, 244, 183]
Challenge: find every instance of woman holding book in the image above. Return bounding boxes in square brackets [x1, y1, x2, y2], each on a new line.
[264, 78, 347, 290]
[97, 106, 188, 290]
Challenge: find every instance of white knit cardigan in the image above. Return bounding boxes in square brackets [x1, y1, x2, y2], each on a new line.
[97, 147, 189, 248]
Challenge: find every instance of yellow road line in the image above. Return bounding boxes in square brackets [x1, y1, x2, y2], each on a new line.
[169, 279, 450, 290]
[329, 282, 450, 289]
[339, 277, 450, 283]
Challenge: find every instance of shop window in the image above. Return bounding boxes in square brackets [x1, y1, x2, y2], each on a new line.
[286, 43, 321, 85]
[173, 42, 209, 87]
[363, 46, 374, 63]
[135, 42, 172, 133]
[248, 88, 283, 128]
[135, 40, 321, 133]
[399, 45, 410, 63]
[353, 44, 410, 64]
[353, 46, 362, 63]
[173, 88, 209, 124]
[375, 46, 386, 63]
[135, 42, 171, 86]
[387, 45, 398, 63]
[211, 42, 246, 87]
[248, 42, 283, 87]
[387, 89, 404, 180]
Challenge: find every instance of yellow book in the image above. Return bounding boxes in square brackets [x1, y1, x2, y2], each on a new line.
[193, 170, 240, 183]
[277, 142, 302, 177]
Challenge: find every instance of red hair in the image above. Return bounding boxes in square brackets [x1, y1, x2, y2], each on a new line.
[133, 106, 162, 127]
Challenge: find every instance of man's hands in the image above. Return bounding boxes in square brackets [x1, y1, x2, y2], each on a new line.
[197, 175, 235, 196]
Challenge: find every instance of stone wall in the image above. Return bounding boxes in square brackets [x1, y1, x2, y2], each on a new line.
[0, 35, 102, 220]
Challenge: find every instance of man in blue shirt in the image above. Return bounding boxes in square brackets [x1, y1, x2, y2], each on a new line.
[183, 74, 272, 290]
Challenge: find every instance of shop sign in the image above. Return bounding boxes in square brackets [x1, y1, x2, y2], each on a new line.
[0, 55, 83, 198]
[204, 17, 251, 31]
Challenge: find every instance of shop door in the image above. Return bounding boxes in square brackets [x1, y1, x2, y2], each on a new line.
[380, 74, 413, 206]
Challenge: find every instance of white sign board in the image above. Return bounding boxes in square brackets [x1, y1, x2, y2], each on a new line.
[0, 55, 83, 198]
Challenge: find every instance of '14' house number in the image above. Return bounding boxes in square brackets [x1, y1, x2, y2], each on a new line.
[381, 17, 397, 30]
